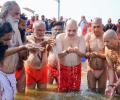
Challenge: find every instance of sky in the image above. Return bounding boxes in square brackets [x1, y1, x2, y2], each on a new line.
[0, 0, 119, 24]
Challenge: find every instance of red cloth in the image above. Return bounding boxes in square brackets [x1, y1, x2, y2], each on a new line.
[59, 64, 81, 92]
[15, 67, 24, 81]
[117, 33, 120, 40]
[47, 65, 59, 84]
[82, 25, 87, 36]
[25, 66, 48, 86]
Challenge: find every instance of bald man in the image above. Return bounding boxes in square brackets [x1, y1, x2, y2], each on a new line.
[24, 21, 49, 91]
[103, 29, 120, 97]
[56, 19, 86, 92]
[85, 17, 107, 93]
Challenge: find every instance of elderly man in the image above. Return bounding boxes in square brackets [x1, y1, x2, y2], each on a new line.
[0, 21, 37, 100]
[85, 17, 107, 94]
[103, 30, 120, 97]
[56, 19, 86, 92]
[0, 1, 22, 95]
[24, 21, 53, 91]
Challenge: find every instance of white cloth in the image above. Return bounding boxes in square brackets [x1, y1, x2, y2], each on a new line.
[0, 71, 14, 100]
[6, 73, 16, 96]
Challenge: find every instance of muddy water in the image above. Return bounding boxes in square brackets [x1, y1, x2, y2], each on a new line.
[15, 62, 120, 100]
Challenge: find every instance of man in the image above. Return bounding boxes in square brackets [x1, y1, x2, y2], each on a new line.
[18, 13, 27, 43]
[15, 13, 27, 93]
[0, 1, 22, 96]
[116, 19, 120, 39]
[24, 21, 52, 91]
[56, 19, 86, 92]
[103, 29, 120, 97]
[0, 21, 37, 99]
[47, 21, 64, 86]
[35, 14, 39, 21]
[41, 15, 49, 31]
[104, 18, 117, 32]
[26, 16, 35, 34]
[51, 21, 64, 37]
[78, 16, 89, 36]
[85, 17, 107, 94]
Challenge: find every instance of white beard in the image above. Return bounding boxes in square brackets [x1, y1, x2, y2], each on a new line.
[6, 15, 19, 30]
[6, 15, 22, 46]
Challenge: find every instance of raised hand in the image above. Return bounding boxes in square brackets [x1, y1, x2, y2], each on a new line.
[25, 43, 45, 52]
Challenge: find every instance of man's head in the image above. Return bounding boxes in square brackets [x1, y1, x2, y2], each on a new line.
[18, 14, 27, 42]
[19, 13, 27, 30]
[65, 19, 78, 38]
[92, 17, 103, 37]
[103, 29, 118, 49]
[51, 21, 63, 37]
[0, 21, 13, 43]
[0, 1, 21, 23]
[81, 16, 85, 20]
[41, 15, 45, 21]
[33, 21, 46, 40]
[35, 14, 39, 21]
[108, 18, 112, 24]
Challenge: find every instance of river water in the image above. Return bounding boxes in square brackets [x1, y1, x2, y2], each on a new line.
[15, 62, 120, 100]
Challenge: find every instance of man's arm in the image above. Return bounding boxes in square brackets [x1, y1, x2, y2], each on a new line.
[4, 45, 26, 57]
[106, 56, 115, 85]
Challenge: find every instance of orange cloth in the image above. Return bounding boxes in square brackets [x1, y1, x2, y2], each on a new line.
[59, 64, 81, 92]
[117, 33, 120, 40]
[82, 25, 87, 36]
[25, 66, 48, 86]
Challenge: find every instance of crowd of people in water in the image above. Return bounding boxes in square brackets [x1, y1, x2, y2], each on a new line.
[0, 1, 120, 100]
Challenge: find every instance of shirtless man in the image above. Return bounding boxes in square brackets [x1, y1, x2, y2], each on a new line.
[56, 19, 86, 92]
[0, 21, 36, 100]
[24, 21, 53, 91]
[0, 1, 23, 96]
[85, 17, 107, 93]
[47, 21, 64, 85]
[103, 29, 120, 97]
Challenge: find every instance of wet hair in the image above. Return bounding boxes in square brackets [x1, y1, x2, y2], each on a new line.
[33, 20, 46, 30]
[0, 21, 12, 61]
[0, 43, 8, 61]
[92, 17, 102, 25]
[51, 21, 63, 28]
[20, 13, 27, 21]
[0, 21, 13, 37]
[103, 29, 118, 40]
[0, 1, 19, 19]
[66, 19, 77, 28]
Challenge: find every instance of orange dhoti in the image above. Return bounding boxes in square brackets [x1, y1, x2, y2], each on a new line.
[59, 64, 81, 92]
[25, 66, 48, 86]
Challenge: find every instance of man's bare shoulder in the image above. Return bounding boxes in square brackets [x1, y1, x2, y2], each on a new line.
[26, 35, 35, 43]
[56, 33, 65, 38]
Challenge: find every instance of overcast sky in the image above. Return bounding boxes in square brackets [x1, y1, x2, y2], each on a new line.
[0, 0, 119, 24]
